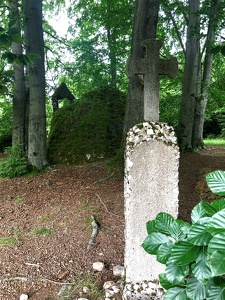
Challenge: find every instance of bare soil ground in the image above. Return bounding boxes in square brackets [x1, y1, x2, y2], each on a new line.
[0, 146, 225, 300]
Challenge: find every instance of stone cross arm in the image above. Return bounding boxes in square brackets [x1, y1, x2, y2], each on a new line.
[159, 57, 178, 79]
[126, 39, 178, 121]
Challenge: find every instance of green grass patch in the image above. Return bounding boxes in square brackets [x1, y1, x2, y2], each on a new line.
[204, 138, 225, 147]
[38, 215, 54, 222]
[15, 196, 25, 203]
[82, 202, 99, 213]
[32, 228, 52, 236]
[0, 236, 17, 247]
[61, 273, 104, 299]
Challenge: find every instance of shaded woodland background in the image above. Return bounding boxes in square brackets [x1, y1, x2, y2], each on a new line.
[0, 0, 225, 167]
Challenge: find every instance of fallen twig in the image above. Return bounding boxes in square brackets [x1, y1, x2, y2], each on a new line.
[87, 215, 100, 252]
[25, 262, 40, 268]
[93, 173, 114, 185]
[95, 193, 121, 218]
[41, 278, 73, 285]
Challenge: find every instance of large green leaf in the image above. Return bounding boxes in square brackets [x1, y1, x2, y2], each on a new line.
[0, 33, 12, 48]
[206, 170, 225, 196]
[191, 202, 209, 224]
[8, 27, 23, 44]
[166, 257, 190, 284]
[210, 251, 225, 276]
[187, 276, 206, 300]
[201, 201, 217, 217]
[159, 273, 176, 290]
[176, 219, 190, 237]
[171, 241, 199, 265]
[206, 285, 225, 300]
[8, 19, 17, 28]
[208, 232, 225, 254]
[211, 198, 225, 212]
[155, 212, 176, 237]
[188, 223, 212, 246]
[192, 247, 211, 280]
[164, 287, 188, 300]
[142, 232, 169, 255]
[146, 219, 156, 234]
[157, 241, 174, 264]
[207, 210, 225, 235]
[2, 70, 15, 77]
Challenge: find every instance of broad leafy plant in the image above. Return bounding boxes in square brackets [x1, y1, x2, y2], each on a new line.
[0, 144, 28, 178]
[142, 170, 225, 300]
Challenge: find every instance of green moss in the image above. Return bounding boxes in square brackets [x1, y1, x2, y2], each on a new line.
[47, 86, 126, 164]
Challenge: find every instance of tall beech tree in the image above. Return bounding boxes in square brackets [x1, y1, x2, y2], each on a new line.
[176, 0, 200, 151]
[123, 0, 160, 136]
[192, 0, 221, 149]
[24, 0, 47, 169]
[167, 0, 223, 151]
[11, 0, 26, 148]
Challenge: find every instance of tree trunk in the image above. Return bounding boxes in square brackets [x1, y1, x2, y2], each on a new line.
[192, 0, 220, 148]
[11, 0, 26, 149]
[106, 0, 117, 86]
[24, 0, 47, 169]
[177, 0, 200, 152]
[123, 0, 160, 136]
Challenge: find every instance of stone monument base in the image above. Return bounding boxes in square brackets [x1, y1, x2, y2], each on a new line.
[123, 280, 164, 300]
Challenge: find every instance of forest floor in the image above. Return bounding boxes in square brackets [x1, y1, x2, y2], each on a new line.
[0, 146, 225, 300]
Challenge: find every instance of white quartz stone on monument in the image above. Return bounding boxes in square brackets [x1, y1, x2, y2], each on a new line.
[124, 122, 179, 283]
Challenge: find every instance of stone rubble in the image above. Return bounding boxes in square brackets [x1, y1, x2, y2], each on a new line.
[92, 261, 105, 272]
[103, 280, 123, 299]
[123, 281, 165, 300]
[57, 284, 73, 297]
[113, 265, 125, 277]
[56, 263, 164, 300]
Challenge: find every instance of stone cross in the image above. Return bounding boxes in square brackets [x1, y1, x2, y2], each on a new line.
[126, 39, 178, 121]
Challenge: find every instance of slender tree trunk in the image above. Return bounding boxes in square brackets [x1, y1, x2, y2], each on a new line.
[177, 0, 200, 152]
[24, 0, 47, 169]
[192, 0, 220, 148]
[123, 0, 160, 136]
[11, 0, 26, 149]
[106, 0, 117, 86]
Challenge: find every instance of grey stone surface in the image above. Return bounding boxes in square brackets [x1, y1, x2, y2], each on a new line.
[124, 122, 179, 283]
[126, 39, 178, 122]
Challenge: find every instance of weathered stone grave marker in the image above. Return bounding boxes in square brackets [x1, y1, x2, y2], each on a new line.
[123, 40, 179, 299]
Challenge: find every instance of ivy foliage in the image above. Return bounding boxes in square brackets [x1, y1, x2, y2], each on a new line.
[47, 86, 126, 163]
[0, 100, 12, 149]
[142, 170, 225, 300]
[0, 144, 28, 178]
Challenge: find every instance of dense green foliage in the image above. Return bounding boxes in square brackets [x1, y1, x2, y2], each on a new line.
[0, 0, 224, 158]
[0, 18, 24, 95]
[204, 108, 225, 138]
[0, 100, 12, 149]
[0, 144, 28, 178]
[47, 86, 126, 163]
[142, 170, 225, 300]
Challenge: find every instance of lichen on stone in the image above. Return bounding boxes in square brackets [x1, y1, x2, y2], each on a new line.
[124, 121, 179, 198]
[125, 121, 178, 152]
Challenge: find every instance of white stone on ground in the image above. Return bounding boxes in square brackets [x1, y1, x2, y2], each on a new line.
[19, 294, 29, 300]
[92, 261, 105, 271]
[112, 264, 125, 277]
[82, 286, 89, 293]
